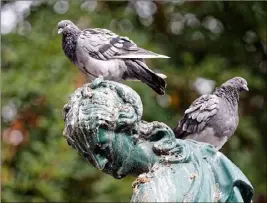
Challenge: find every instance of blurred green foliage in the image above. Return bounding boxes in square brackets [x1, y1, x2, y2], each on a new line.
[1, 1, 266, 202]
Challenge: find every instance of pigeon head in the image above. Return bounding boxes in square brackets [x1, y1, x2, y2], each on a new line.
[57, 20, 80, 34]
[221, 77, 249, 92]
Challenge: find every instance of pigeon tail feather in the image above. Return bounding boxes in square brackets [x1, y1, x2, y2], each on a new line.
[156, 73, 167, 79]
[124, 60, 166, 95]
[114, 54, 170, 59]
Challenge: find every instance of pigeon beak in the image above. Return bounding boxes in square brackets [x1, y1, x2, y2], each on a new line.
[58, 28, 63, 34]
[243, 85, 249, 91]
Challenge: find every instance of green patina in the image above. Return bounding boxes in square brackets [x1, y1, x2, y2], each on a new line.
[63, 79, 253, 202]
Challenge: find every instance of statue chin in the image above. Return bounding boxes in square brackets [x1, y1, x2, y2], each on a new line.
[63, 79, 254, 203]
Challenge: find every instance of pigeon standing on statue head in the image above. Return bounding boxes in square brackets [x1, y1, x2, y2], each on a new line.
[173, 77, 249, 150]
[57, 20, 168, 95]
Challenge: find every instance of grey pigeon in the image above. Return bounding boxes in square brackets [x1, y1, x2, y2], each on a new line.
[173, 77, 249, 150]
[57, 20, 169, 95]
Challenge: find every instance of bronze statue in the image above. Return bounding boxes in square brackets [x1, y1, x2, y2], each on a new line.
[63, 78, 253, 202]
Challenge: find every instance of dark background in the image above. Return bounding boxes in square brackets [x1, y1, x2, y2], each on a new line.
[1, 1, 266, 202]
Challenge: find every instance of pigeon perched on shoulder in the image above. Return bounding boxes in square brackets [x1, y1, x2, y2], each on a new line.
[173, 77, 249, 150]
[57, 20, 169, 95]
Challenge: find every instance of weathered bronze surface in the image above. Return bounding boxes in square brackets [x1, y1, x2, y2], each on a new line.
[63, 78, 253, 202]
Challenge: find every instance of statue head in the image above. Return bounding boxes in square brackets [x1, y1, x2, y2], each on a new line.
[63, 78, 178, 178]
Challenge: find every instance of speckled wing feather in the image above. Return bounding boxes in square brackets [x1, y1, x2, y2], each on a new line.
[174, 94, 219, 138]
[78, 28, 169, 60]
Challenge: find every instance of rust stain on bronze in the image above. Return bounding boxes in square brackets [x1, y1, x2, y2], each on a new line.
[132, 176, 151, 190]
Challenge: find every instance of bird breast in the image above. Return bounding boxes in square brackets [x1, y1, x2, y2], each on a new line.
[211, 98, 239, 138]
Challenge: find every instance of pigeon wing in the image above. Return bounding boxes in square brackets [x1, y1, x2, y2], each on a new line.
[173, 94, 219, 139]
[78, 28, 169, 60]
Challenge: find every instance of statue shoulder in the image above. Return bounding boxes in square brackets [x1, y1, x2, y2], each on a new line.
[131, 140, 254, 203]
[131, 164, 193, 202]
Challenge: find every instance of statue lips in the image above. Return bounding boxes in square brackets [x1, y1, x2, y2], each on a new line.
[86, 146, 107, 170]
[81, 142, 111, 172]
[93, 154, 109, 171]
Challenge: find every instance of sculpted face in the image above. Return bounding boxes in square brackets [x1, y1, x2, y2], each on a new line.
[63, 80, 146, 178]
[84, 127, 137, 178]
[63, 80, 175, 178]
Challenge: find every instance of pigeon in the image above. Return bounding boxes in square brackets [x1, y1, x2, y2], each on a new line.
[57, 20, 169, 95]
[173, 77, 249, 150]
